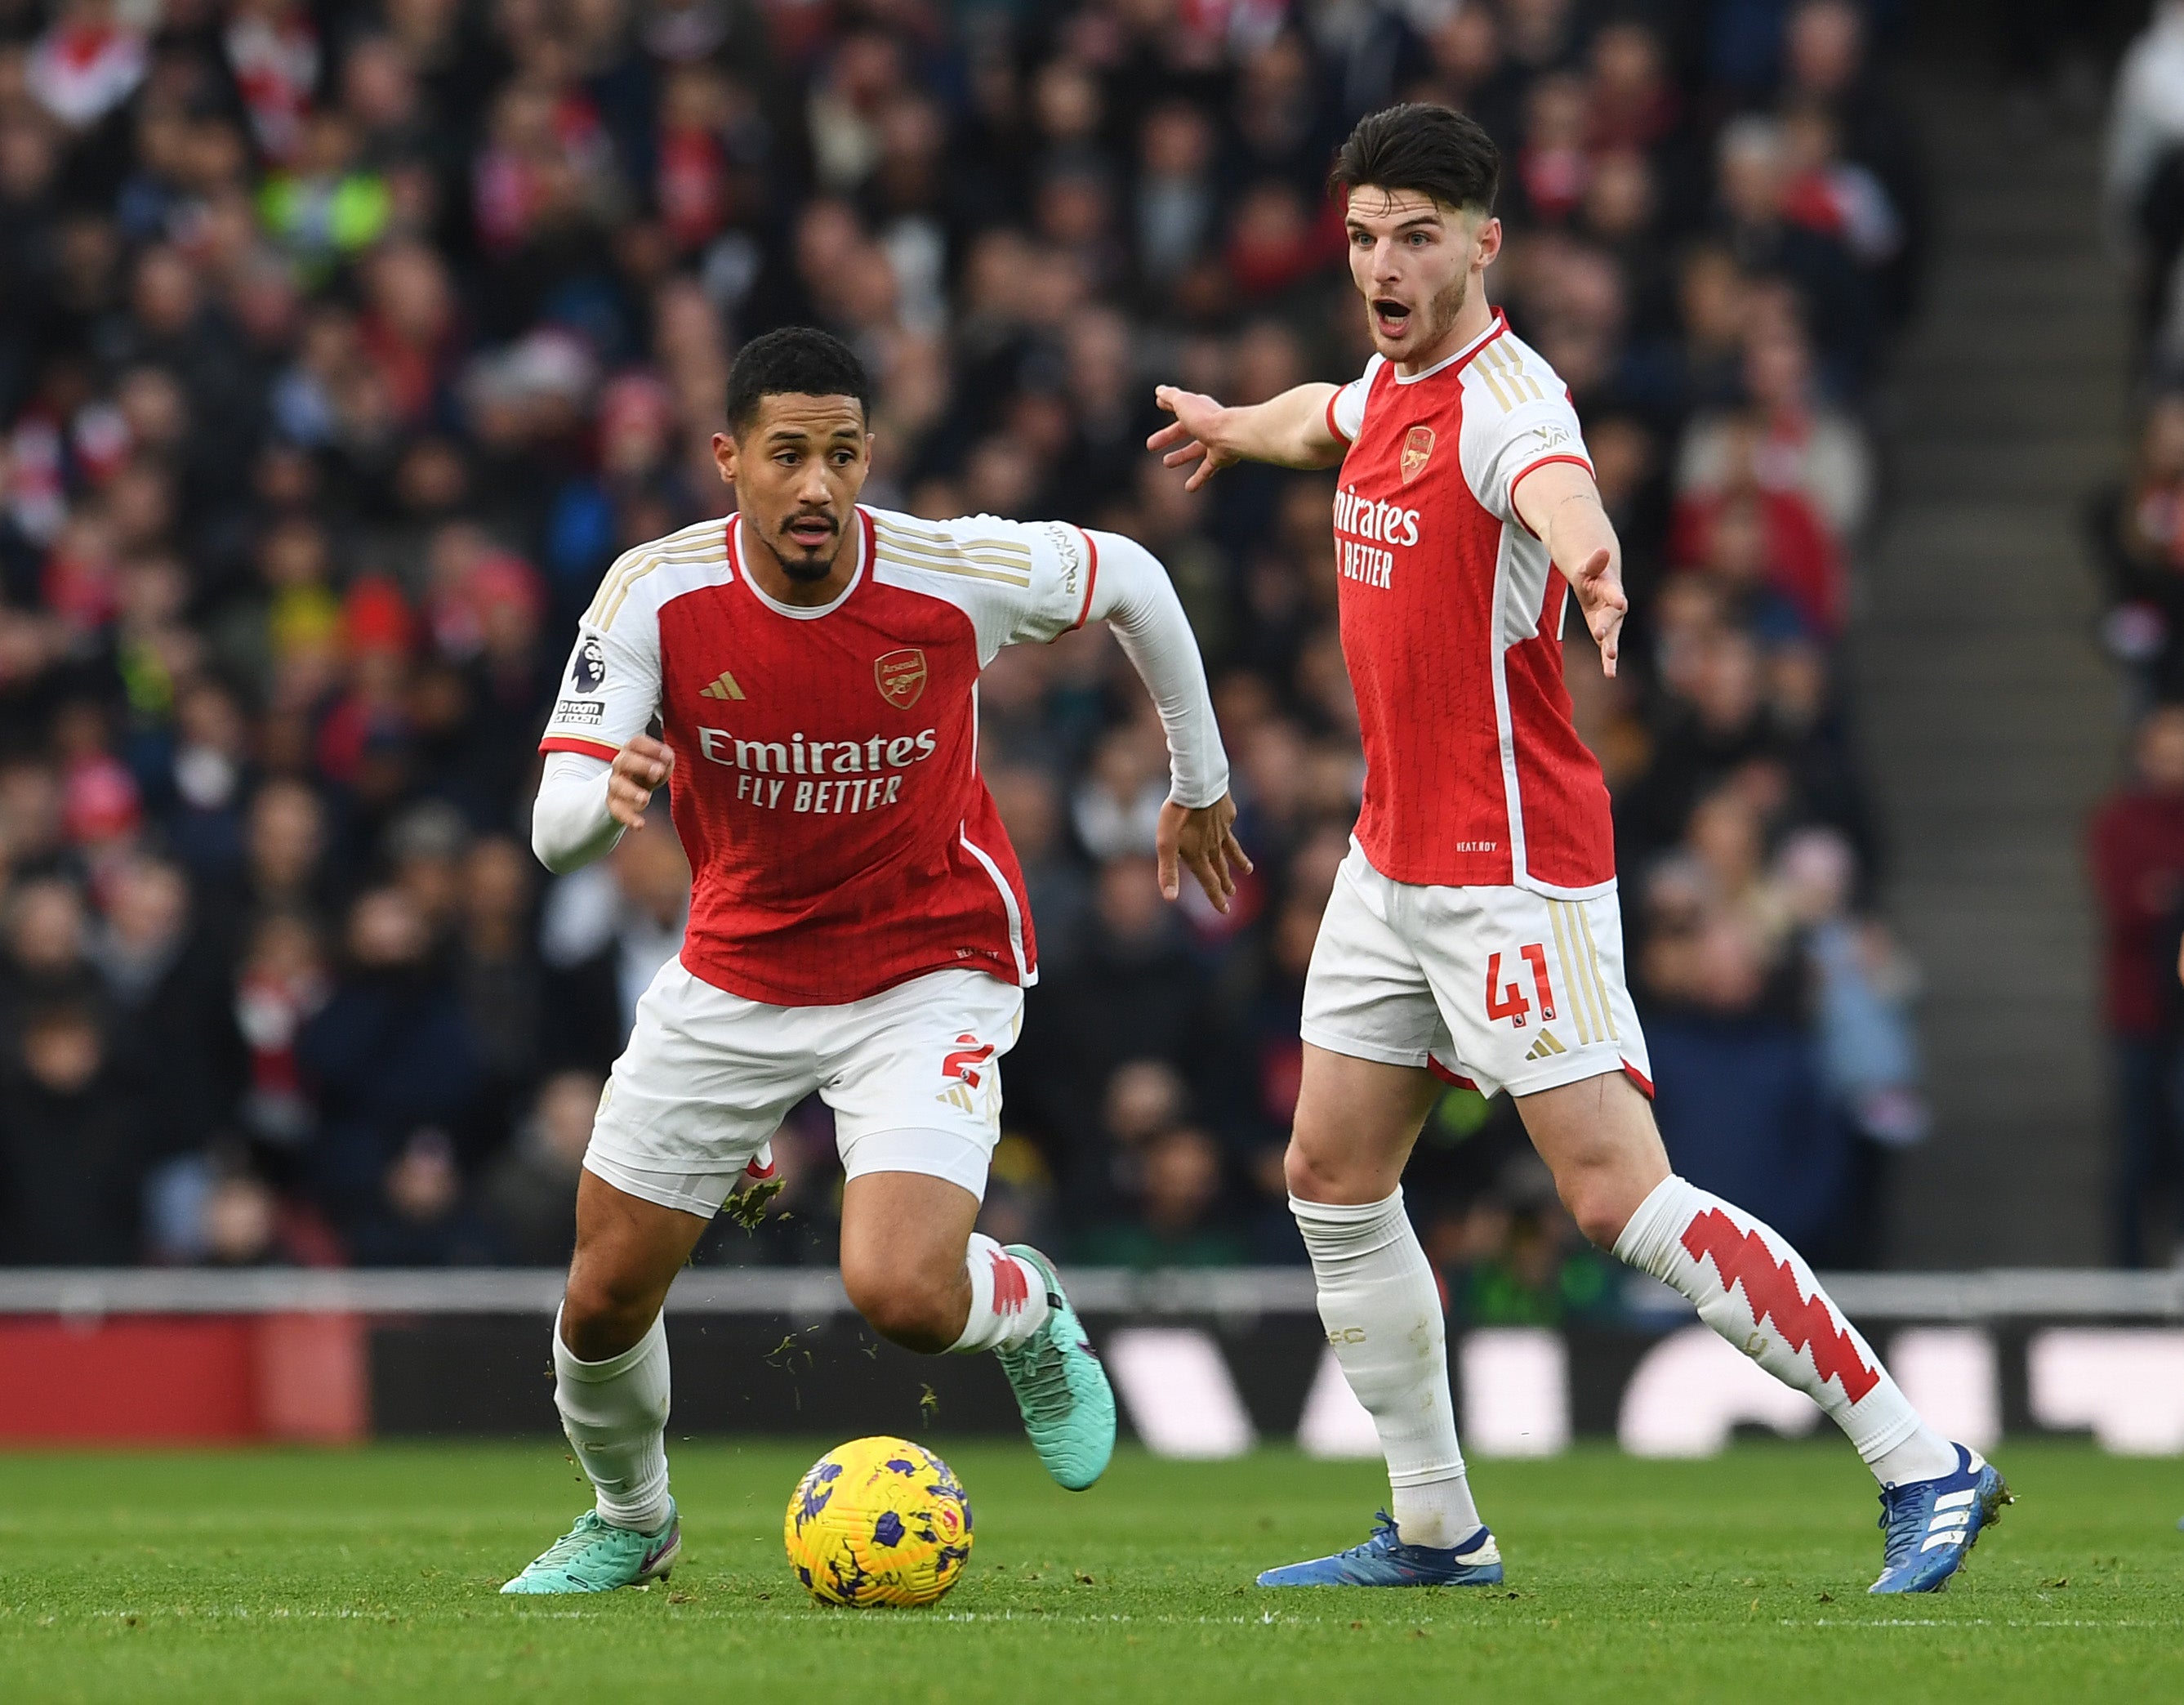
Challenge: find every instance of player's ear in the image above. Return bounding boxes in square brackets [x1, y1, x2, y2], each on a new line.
[1473, 213, 1503, 270]
[711, 431, 738, 488]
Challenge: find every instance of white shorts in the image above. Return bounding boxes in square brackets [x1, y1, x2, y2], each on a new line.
[1300, 841, 1652, 1101]
[584, 959, 1023, 1217]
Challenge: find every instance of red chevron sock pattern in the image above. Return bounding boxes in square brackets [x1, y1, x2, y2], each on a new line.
[989, 1249, 1031, 1316]
[1679, 1207, 1880, 1403]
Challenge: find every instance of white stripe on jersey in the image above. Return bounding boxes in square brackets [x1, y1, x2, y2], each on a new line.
[957, 824, 1032, 984]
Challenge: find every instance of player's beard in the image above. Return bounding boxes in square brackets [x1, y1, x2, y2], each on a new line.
[1411, 270, 1472, 361]
[773, 511, 845, 582]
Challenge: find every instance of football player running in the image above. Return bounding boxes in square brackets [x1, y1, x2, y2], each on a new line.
[501, 327, 1245, 1593]
[1148, 104, 2003, 1596]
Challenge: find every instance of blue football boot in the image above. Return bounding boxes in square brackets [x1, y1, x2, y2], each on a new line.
[1869, 1445, 2012, 1594]
[1256, 1512, 1504, 1587]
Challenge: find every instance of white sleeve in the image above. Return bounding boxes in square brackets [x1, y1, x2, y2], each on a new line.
[1327, 354, 1384, 442]
[530, 751, 623, 874]
[538, 605, 663, 762]
[1082, 530, 1229, 809]
[996, 519, 1097, 648]
[1464, 387, 1593, 526]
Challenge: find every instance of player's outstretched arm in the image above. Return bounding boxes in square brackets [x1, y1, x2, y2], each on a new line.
[1514, 460, 1627, 678]
[529, 737, 675, 874]
[1147, 382, 1347, 490]
[1079, 529, 1253, 912]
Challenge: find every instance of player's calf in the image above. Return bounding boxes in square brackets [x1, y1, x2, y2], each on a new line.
[836, 1166, 1116, 1489]
[839, 1167, 1001, 1353]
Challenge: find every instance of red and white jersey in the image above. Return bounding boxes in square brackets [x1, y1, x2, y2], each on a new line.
[1326, 309, 1615, 895]
[538, 507, 1099, 1006]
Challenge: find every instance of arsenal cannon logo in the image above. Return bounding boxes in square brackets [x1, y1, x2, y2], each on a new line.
[1400, 424, 1436, 484]
[874, 648, 929, 709]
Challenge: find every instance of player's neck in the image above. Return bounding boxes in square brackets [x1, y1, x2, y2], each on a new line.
[1395, 291, 1497, 378]
[735, 514, 859, 608]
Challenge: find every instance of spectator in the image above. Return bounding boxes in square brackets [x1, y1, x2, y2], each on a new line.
[1077, 1126, 1246, 1268]
[2089, 391, 2184, 695]
[1713, 114, 1877, 389]
[2089, 703, 2184, 1265]
[350, 1125, 498, 1265]
[483, 1069, 602, 1265]
[93, 850, 241, 1166]
[0, 1002, 141, 1264]
[1018, 856, 1215, 1158]
[297, 885, 484, 1237]
[2108, 0, 2184, 333]
[1676, 324, 1874, 547]
[232, 908, 328, 1158]
[456, 833, 546, 1143]
[1435, 1157, 1620, 1327]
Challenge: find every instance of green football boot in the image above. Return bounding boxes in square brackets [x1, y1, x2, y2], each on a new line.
[995, 1245, 1116, 1491]
[500, 1502, 680, 1594]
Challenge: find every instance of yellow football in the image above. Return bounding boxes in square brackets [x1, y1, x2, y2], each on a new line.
[783, 1435, 974, 1607]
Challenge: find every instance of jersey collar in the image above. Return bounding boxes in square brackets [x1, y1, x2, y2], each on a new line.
[1393, 308, 1509, 385]
[727, 507, 872, 620]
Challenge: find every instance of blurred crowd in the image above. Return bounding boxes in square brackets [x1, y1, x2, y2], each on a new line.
[2091, 0, 2184, 1267]
[0, 0, 1932, 1292]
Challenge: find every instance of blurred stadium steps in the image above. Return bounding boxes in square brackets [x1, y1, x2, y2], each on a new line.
[1853, 76, 2126, 1264]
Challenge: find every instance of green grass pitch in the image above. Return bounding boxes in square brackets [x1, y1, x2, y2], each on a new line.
[1, 1440, 2178, 1703]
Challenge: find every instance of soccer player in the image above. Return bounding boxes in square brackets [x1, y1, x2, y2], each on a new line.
[501, 327, 1245, 1593]
[1148, 104, 2004, 1596]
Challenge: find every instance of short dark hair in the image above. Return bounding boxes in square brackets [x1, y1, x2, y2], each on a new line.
[724, 326, 872, 435]
[1330, 104, 1500, 218]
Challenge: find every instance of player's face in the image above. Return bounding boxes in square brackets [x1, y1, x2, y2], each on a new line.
[714, 395, 873, 582]
[1344, 187, 1499, 366]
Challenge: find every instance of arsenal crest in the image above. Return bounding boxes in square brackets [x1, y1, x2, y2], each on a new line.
[1401, 424, 1436, 484]
[874, 648, 928, 708]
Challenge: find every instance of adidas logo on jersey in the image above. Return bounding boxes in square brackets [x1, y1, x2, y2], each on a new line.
[700, 670, 746, 701]
[1524, 1030, 1567, 1061]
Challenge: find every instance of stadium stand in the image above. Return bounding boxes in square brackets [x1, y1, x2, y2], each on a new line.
[0, 0, 1943, 1296]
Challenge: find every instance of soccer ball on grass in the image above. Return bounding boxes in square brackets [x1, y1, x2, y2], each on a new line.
[783, 1435, 973, 1607]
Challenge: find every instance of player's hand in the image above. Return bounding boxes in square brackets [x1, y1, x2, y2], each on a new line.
[607, 734, 674, 828]
[1571, 547, 1627, 678]
[1157, 792, 1253, 913]
[1148, 386, 1238, 492]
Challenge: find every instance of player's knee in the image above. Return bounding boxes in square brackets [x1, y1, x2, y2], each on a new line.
[1557, 1169, 1638, 1249]
[559, 1267, 662, 1360]
[1283, 1136, 1363, 1205]
[842, 1261, 959, 1355]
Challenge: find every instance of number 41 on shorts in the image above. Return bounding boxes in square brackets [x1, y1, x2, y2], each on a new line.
[1485, 945, 1555, 1028]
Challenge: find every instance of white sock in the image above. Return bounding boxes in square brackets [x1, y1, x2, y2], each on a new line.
[946, 1233, 1052, 1354]
[1614, 1176, 1959, 1484]
[1292, 1189, 1484, 1550]
[553, 1306, 673, 1532]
